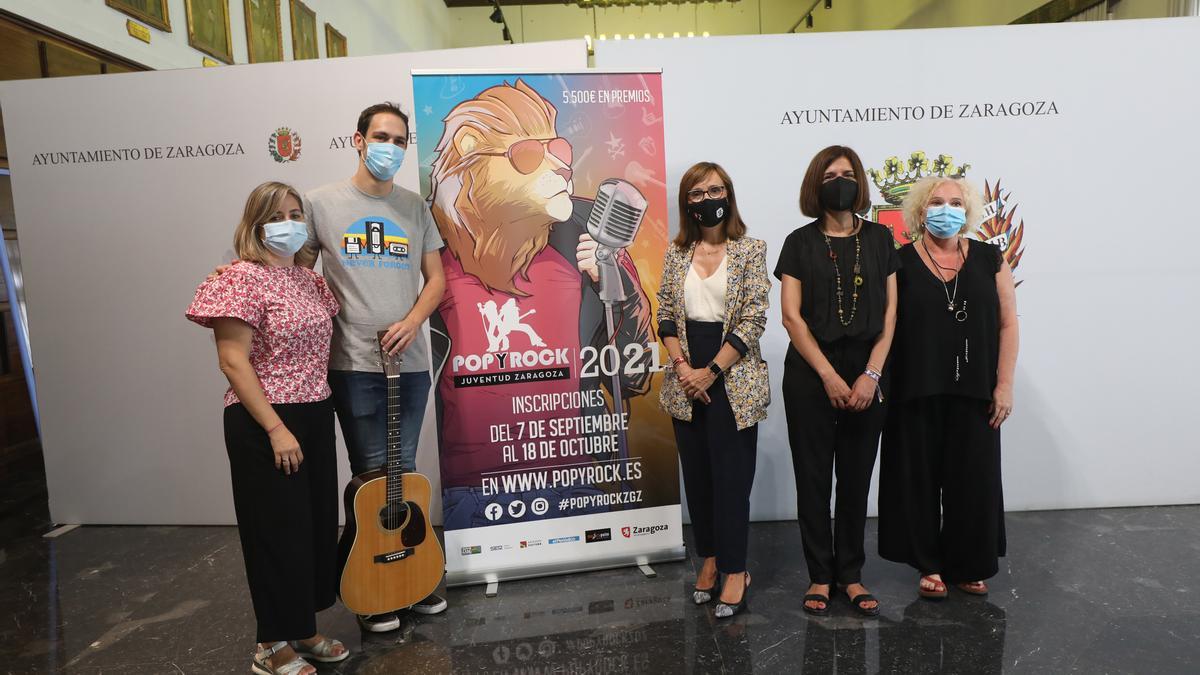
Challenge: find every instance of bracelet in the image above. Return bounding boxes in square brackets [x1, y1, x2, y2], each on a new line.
[266, 422, 284, 435]
[862, 369, 884, 403]
[671, 356, 687, 369]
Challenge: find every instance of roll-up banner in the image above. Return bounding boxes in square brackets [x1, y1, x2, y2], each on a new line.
[412, 70, 684, 585]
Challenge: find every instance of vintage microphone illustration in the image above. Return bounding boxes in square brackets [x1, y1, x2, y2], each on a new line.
[585, 178, 648, 500]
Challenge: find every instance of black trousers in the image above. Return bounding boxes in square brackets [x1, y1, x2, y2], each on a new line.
[224, 398, 338, 643]
[782, 338, 885, 585]
[672, 321, 758, 575]
[878, 394, 1006, 583]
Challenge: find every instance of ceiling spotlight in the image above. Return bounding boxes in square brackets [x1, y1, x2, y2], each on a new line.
[806, 14, 814, 28]
[488, 2, 503, 24]
[599, 33, 607, 40]
[702, 31, 710, 37]
[826, 0, 832, 8]
[672, 31, 680, 38]
[687, 31, 694, 37]
[657, 32, 664, 38]
[502, 26, 512, 42]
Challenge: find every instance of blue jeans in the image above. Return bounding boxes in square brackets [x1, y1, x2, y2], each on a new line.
[328, 370, 431, 476]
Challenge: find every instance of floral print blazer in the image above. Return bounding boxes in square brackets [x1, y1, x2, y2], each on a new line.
[656, 236, 771, 430]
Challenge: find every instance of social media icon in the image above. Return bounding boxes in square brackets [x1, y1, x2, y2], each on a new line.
[531, 497, 549, 515]
[484, 503, 503, 521]
[508, 500, 527, 518]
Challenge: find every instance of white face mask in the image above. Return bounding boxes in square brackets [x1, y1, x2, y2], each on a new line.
[262, 219, 308, 256]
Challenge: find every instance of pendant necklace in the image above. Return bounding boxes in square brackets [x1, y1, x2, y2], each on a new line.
[922, 237, 968, 322]
[822, 217, 863, 327]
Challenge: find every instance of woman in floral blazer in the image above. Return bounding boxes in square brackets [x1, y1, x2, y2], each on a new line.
[656, 161, 770, 619]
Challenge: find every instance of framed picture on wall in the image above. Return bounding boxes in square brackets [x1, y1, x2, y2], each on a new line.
[185, 0, 233, 64]
[289, 0, 318, 60]
[325, 23, 347, 58]
[244, 0, 282, 63]
[106, 0, 171, 32]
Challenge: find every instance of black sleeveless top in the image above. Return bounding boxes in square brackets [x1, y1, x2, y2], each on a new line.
[773, 219, 900, 356]
[892, 240, 1003, 403]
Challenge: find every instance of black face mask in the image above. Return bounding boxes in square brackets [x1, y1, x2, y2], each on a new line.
[820, 176, 859, 212]
[686, 198, 729, 229]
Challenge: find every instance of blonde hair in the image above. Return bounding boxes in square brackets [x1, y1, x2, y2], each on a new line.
[901, 176, 984, 237]
[232, 181, 316, 267]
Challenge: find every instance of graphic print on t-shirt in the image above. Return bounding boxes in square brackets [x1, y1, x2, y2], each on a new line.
[339, 216, 411, 270]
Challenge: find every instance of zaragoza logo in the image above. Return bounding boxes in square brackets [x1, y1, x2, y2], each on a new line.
[268, 127, 302, 163]
[869, 151, 1027, 285]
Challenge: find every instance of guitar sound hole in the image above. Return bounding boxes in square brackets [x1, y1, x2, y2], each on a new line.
[378, 502, 410, 531]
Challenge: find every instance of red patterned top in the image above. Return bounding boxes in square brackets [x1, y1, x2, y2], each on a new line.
[186, 262, 340, 407]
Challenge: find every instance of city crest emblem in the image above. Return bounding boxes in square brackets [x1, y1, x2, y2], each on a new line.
[268, 127, 302, 163]
[869, 151, 1027, 285]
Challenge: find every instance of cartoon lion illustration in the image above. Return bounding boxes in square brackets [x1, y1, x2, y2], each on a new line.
[427, 80, 654, 526]
[430, 79, 575, 296]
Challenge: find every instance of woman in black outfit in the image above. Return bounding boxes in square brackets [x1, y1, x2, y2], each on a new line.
[775, 146, 898, 617]
[879, 176, 1018, 600]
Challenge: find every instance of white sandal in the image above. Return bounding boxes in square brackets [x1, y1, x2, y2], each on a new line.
[290, 637, 350, 663]
[252, 641, 314, 675]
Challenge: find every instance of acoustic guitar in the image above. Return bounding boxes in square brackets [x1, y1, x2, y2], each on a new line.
[337, 332, 444, 615]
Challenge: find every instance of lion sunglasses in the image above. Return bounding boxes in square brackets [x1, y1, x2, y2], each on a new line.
[473, 137, 573, 175]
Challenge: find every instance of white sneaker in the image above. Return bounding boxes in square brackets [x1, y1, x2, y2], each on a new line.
[410, 593, 448, 615]
[356, 613, 400, 632]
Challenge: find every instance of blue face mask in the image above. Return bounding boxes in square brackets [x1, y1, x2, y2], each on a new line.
[363, 142, 405, 181]
[262, 219, 308, 257]
[925, 204, 967, 238]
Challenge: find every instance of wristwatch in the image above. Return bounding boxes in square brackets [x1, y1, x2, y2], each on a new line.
[707, 362, 723, 377]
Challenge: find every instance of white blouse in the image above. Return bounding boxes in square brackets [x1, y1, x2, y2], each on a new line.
[684, 256, 727, 322]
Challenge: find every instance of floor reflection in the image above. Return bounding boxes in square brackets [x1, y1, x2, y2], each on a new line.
[880, 598, 1007, 674]
[3, 495, 1200, 673]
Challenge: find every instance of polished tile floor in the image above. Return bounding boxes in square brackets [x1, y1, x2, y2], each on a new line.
[2, 461, 1199, 674]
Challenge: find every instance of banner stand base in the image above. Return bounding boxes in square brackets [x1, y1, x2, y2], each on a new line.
[447, 544, 687, 589]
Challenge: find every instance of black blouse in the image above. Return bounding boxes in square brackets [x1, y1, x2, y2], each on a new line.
[891, 240, 1003, 403]
[773, 218, 900, 346]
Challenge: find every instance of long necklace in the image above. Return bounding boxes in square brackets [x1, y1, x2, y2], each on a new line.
[822, 218, 863, 327]
[922, 237, 968, 322]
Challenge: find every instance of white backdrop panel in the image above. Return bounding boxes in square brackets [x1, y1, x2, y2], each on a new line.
[596, 19, 1200, 519]
[0, 40, 587, 525]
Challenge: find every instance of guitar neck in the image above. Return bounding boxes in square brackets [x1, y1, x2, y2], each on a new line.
[385, 374, 404, 504]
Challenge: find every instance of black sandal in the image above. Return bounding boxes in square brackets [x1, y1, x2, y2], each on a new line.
[802, 593, 830, 616]
[848, 593, 880, 617]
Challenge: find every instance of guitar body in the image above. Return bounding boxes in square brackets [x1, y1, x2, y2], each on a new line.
[337, 469, 444, 615]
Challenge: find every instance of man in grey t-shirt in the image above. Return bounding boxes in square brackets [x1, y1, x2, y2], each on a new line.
[304, 102, 447, 626]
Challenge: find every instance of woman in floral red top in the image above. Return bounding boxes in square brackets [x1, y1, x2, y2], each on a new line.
[186, 181, 347, 675]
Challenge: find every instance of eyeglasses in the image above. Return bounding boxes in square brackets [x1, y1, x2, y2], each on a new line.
[686, 185, 727, 203]
[473, 137, 573, 175]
